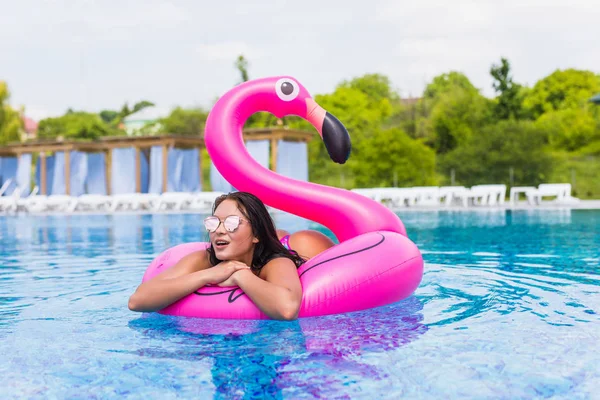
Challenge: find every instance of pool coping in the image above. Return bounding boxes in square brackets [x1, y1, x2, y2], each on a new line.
[1, 200, 599, 217]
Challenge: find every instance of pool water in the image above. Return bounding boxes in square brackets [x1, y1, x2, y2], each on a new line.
[1, 209, 598, 399]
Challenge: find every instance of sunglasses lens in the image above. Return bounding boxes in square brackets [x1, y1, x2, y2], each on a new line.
[224, 216, 240, 232]
[204, 217, 219, 232]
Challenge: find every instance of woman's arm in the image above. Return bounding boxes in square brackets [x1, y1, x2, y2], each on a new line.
[128, 251, 248, 313]
[228, 258, 302, 321]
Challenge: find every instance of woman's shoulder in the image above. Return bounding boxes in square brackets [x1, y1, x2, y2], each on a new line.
[179, 249, 212, 271]
[259, 255, 302, 284]
[261, 254, 299, 273]
[264, 254, 296, 264]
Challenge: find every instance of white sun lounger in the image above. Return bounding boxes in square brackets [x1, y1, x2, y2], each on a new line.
[411, 186, 441, 207]
[0, 179, 14, 197]
[15, 186, 40, 212]
[526, 183, 580, 205]
[450, 185, 506, 207]
[0, 186, 21, 213]
[153, 192, 195, 211]
[43, 195, 79, 212]
[109, 193, 160, 212]
[188, 191, 226, 212]
[72, 194, 113, 212]
[439, 186, 468, 206]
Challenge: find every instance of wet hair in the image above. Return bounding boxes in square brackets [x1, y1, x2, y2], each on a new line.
[206, 192, 305, 272]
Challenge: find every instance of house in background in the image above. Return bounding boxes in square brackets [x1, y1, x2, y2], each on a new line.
[122, 118, 160, 136]
[21, 116, 38, 141]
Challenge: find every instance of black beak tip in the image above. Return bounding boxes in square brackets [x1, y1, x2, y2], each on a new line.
[322, 112, 351, 164]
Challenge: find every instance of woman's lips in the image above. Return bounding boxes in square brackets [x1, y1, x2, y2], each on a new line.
[214, 240, 230, 249]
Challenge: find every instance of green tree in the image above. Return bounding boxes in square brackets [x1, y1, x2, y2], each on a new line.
[99, 110, 119, 124]
[155, 107, 209, 136]
[353, 127, 437, 187]
[577, 140, 600, 157]
[37, 112, 114, 140]
[0, 81, 23, 145]
[490, 57, 524, 120]
[535, 108, 600, 151]
[522, 69, 600, 118]
[315, 86, 392, 139]
[341, 72, 402, 131]
[284, 73, 404, 187]
[389, 98, 417, 138]
[423, 71, 480, 100]
[415, 72, 492, 152]
[440, 120, 555, 187]
[340, 73, 399, 104]
[99, 100, 155, 127]
[428, 87, 492, 153]
[305, 86, 393, 185]
[235, 55, 250, 83]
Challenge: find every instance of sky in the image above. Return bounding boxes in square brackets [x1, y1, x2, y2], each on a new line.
[1, 0, 598, 121]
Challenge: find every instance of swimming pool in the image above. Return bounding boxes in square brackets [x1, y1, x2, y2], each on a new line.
[1, 209, 598, 399]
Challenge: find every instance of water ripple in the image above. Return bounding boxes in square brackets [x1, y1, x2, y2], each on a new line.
[0, 210, 599, 399]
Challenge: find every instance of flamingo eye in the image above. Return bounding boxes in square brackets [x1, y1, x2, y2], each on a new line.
[275, 78, 299, 101]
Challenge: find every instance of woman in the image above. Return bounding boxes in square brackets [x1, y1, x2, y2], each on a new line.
[128, 192, 333, 321]
[276, 229, 335, 261]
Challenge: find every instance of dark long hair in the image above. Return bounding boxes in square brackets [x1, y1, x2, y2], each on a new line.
[206, 192, 305, 272]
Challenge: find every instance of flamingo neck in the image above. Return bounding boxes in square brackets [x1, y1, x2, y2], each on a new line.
[204, 88, 406, 241]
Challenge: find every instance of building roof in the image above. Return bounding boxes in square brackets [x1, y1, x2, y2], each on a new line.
[22, 116, 38, 134]
[0, 128, 315, 156]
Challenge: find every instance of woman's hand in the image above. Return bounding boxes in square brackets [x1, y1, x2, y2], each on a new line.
[231, 258, 303, 321]
[128, 250, 212, 313]
[205, 260, 250, 286]
[217, 268, 253, 287]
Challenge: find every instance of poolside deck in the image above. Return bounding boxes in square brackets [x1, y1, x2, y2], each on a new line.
[1, 199, 598, 218]
[387, 200, 600, 212]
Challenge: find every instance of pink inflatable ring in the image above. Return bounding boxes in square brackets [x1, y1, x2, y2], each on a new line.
[142, 76, 424, 319]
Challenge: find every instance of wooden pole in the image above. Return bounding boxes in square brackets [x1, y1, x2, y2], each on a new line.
[64, 150, 71, 195]
[105, 149, 112, 195]
[40, 152, 47, 195]
[198, 147, 203, 191]
[162, 144, 168, 193]
[16, 153, 21, 183]
[135, 146, 141, 193]
[270, 138, 278, 172]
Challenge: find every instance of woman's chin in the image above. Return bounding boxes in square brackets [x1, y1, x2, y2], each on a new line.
[214, 248, 229, 257]
[215, 247, 236, 259]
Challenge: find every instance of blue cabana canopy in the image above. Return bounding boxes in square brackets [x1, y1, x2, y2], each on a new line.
[0, 129, 315, 195]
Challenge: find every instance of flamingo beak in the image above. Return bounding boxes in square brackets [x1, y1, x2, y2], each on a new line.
[306, 98, 351, 164]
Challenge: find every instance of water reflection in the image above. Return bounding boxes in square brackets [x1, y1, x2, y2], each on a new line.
[398, 209, 576, 231]
[508, 209, 572, 225]
[398, 209, 507, 229]
[0, 209, 587, 256]
[127, 297, 426, 398]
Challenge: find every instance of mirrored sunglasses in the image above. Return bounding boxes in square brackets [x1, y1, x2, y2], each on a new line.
[204, 215, 243, 233]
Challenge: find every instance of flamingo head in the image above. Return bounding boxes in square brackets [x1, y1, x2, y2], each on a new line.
[243, 76, 351, 164]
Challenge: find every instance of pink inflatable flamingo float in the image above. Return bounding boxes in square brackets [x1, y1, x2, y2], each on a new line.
[142, 76, 424, 319]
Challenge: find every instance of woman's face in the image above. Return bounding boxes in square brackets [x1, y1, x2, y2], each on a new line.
[209, 199, 258, 263]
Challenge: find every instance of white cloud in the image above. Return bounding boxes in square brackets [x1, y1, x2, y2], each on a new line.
[371, 0, 600, 96]
[0, 0, 190, 46]
[20, 105, 55, 121]
[375, 0, 495, 36]
[196, 42, 263, 62]
[1, 0, 598, 121]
